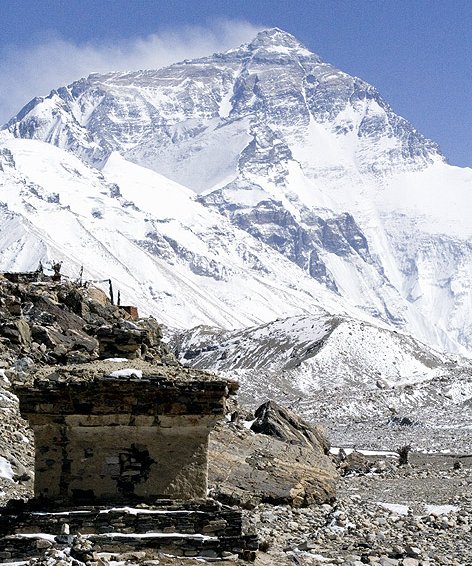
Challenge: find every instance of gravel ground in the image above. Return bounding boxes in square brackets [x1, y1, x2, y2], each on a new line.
[2, 452, 471, 565]
[245, 452, 472, 565]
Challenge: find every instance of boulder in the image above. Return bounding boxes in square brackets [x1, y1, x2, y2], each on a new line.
[339, 450, 372, 475]
[250, 400, 330, 454]
[209, 416, 338, 508]
[0, 319, 31, 347]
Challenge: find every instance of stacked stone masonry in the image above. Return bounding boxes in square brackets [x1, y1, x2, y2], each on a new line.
[0, 375, 257, 561]
[17, 376, 233, 503]
[0, 500, 258, 561]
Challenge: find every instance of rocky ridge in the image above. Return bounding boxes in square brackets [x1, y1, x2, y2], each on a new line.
[171, 315, 472, 453]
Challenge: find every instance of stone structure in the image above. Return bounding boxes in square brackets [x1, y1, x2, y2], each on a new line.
[0, 281, 258, 561]
[120, 305, 139, 320]
[16, 374, 236, 504]
[1, 371, 259, 562]
[0, 499, 258, 561]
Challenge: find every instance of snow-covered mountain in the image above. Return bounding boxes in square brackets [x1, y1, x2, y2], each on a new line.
[2, 28, 472, 354]
[0, 132, 361, 330]
[170, 314, 472, 451]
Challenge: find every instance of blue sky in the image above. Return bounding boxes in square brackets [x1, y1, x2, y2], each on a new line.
[1, 0, 471, 167]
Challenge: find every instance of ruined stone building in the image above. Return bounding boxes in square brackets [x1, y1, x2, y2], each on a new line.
[17, 373, 236, 503]
[0, 279, 258, 561]
[1, 365, 257, 562]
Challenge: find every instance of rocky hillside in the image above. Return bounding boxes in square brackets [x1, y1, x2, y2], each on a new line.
[0, 274, 174, 367]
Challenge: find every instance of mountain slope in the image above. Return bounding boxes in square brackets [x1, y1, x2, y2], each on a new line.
[2, 28, 472, 354]
[0, 133, 365, 330]
[171, 315, 472, 451]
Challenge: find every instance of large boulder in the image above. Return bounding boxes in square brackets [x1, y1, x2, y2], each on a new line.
[250, 400, 330, 454]
[209, 402, 338, 508]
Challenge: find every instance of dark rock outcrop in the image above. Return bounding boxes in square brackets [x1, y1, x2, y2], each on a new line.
[250, 400, 330, 454]
[0, 277, 175, 370]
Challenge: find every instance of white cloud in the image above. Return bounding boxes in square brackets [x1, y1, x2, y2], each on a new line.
[0, 20, 261, 125]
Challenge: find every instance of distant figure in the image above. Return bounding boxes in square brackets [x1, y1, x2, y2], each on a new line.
[52, 261, 62, 282]
[396, 444, 412, 466]
[231, 411, 240, 425]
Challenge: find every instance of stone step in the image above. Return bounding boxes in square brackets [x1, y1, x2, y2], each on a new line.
[1, 502, 243, 538]
[0, 532, 258, 562]
[0, 500, 258, 562]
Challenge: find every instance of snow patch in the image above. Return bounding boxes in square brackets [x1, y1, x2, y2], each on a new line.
[425, 504, 460, 515]
[377, 502, 410, 515]
[0, 457, 14, 481]
[109, 369, 143, 379]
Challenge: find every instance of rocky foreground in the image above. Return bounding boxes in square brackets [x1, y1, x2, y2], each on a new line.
[0, 278, 471, 565]
[2, 404, 471, 565]
[2, 450, 470, 566]
[246, 452, 472, 566]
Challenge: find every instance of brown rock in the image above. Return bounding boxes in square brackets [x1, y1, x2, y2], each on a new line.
[209, 421, 338, 508]
[340, 450, 372, 475]
[0, 318, 31, 347]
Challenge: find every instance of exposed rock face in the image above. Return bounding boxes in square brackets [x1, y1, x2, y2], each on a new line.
[0, 278, 175, 368]
[250, 400, 330, 454]
[209, 404, 338, 508]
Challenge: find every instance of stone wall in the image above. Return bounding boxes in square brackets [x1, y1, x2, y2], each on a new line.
[0, 500, 258, 562]
[17, 377, 232, 503]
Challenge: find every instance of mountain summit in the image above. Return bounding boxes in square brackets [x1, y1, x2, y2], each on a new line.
[1, 29, 471, 354]
[240, 27, 316, 55]
[3, 27, 441, 180]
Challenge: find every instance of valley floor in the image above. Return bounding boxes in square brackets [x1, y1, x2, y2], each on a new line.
[1, 453, 471, 566]
[246, 452, 472, 565]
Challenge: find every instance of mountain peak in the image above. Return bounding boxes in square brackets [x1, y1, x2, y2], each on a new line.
[245, 27, 315, 57]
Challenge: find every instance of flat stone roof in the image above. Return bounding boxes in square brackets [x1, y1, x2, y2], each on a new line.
[15, 360, 238, 418]
[19, 359, 238, 390]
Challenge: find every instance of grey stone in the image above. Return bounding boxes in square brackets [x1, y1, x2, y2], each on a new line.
[36, 538, 53, 549]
